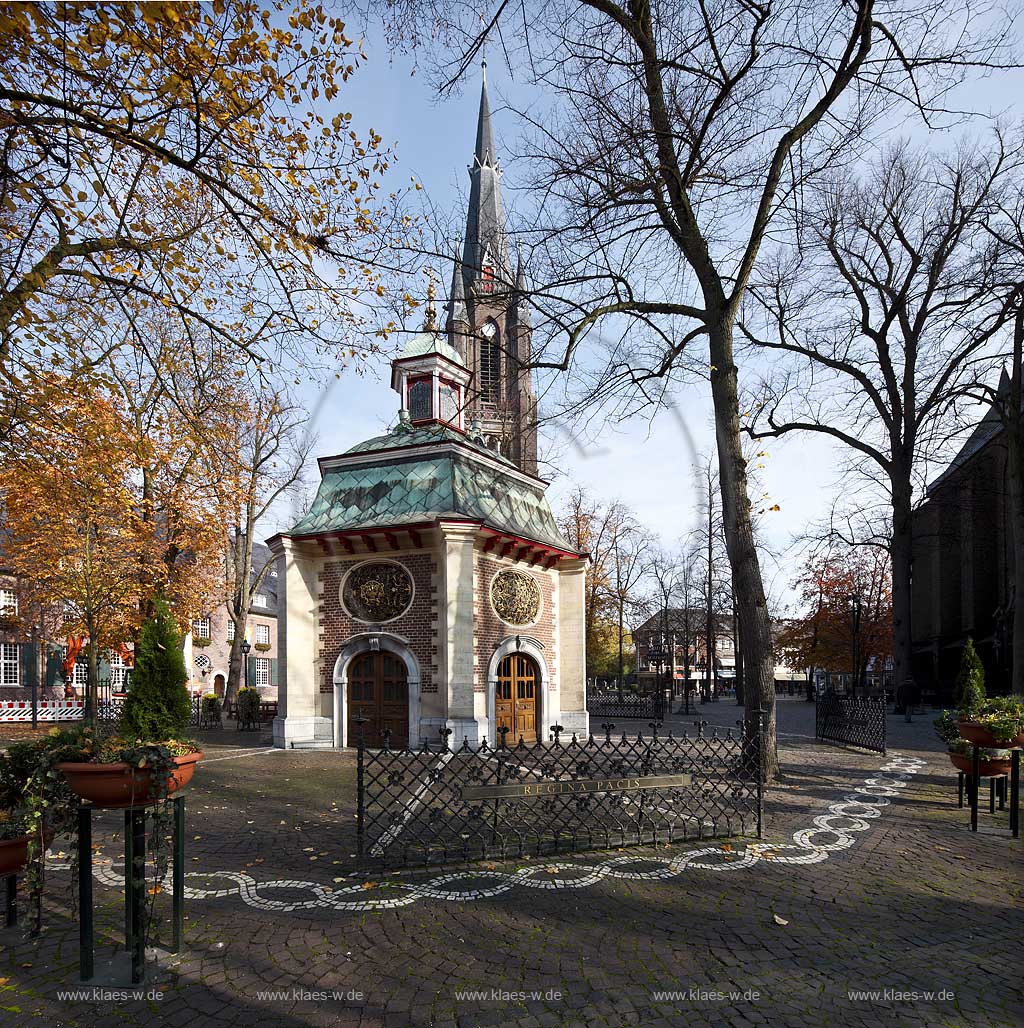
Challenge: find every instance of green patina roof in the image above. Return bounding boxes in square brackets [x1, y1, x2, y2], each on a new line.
[290, 427, 569, 550]
[399, 330, 465, 368]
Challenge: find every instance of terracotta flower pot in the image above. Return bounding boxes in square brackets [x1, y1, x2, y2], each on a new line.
[57, 751, 204, 809]
[948, 751, 1013, 778]
[0, 828, 56, 877]
[957, 721, 1024, 749]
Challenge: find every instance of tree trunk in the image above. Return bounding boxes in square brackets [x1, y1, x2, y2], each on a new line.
[709, 320, 778, 779]
[226, 627, 245, 701]
[890, 472, 915, 706]
[86, 630, 98, 730]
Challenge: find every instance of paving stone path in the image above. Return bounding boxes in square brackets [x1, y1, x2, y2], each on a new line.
[1, 699, 1022, 1028]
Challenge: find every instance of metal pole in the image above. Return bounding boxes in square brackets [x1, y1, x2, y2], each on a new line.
[1011, 749, 1020, 840]
[30, 633, 38, 730]
[355, 717, 366, 859]
[131, 808, 146, 984]
[4, 873, 15, 928]
[78, 806, 94, 981]
[970, 744, 980, 833]
[172, 796, 185, 952]
[123, 809, 132, 944]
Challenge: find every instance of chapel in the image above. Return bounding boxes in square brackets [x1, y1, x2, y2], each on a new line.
[267, 68, 588, 750]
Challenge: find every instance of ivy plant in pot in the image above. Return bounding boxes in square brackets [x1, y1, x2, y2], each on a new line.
[56, 599, 204, 807]
[1, 737, 78, 934]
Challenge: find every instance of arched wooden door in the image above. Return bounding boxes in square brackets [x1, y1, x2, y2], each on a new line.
[347, 652, 409, 748]
[213, 674, 225, 699]
[495, 654, 539, 744]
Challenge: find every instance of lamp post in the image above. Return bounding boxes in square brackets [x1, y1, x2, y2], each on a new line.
[30, 624, 39, 729]
[241, 639, 251, 692]
[850, 593, 862, 698]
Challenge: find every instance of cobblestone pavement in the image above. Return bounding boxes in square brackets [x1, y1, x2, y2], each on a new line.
[1, 699, 1022, 1028]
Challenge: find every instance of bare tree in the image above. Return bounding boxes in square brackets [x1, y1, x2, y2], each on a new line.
[742, 138, 1017, 702]
[224, 388, 311, 700]
[376, 0, 1013, 777]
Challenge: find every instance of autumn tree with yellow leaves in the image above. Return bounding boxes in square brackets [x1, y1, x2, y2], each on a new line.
[0, 381, 164, 718]
[0, 0, 402, 382]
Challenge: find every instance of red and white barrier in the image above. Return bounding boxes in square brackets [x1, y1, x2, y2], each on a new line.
[0, 699, 86, 722]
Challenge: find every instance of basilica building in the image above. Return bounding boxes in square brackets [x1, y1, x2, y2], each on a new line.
[268, 69, 588, 750]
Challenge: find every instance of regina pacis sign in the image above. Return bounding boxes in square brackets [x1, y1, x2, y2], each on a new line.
[458, 773, 692, 801]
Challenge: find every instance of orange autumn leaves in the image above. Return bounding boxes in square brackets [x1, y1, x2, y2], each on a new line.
[0, 372, 245, 645]
[777, 550, 893, 676]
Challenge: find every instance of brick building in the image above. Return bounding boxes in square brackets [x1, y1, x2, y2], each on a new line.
[183, 541, 280, 699]
[632, 609, 802, 694]
[912, 374, 1014, 698]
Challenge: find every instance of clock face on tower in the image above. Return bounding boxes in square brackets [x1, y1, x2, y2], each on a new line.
[480, 320, 496, 339]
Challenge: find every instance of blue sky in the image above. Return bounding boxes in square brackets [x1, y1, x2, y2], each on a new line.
[284, 17, 1020, 611]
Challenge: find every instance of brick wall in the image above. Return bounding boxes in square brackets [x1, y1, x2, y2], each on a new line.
[474, 554, 556, 691]
[317, 553, 438, 695]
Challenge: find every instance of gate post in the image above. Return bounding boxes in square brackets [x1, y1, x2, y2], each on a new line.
[354, 715, 367, 859]
[756, 709, 766, 838]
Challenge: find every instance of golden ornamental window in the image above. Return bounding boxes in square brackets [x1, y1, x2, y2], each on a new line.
[342, 562, 414, 623]
[491, 569, 541, 626]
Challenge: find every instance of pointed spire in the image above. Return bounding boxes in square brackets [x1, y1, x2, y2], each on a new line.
[463, 61, 510, 289]
[447, 246, 468, 327]
[474, 60, 496, 168]
[514, 254, 532, 328]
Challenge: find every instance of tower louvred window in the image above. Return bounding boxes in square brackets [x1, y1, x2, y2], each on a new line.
[408, 378, 432, 421]
[482, 265, 494, 293]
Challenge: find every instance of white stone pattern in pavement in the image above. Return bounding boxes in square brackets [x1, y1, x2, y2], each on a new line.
[49, 753, 925, 914]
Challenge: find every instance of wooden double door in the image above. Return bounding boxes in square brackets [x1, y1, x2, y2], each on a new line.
[496, 654, 539, 745]
[347, 652, 409, 748]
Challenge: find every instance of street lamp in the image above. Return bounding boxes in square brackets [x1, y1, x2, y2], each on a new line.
[241, 638, 251, 692]
[30, 623, 39, 729]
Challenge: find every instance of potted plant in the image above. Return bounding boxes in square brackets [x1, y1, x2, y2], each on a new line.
[946, 738, 1013, 777]
[56, 598, 204, 807]
[52, 728, 202, 808]
[957, 695, 1024, 749]
[0, 738, 76, 932]
[0, 744, 50, 878]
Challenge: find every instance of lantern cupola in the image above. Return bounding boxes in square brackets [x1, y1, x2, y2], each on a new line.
[390, 283, 472, 431]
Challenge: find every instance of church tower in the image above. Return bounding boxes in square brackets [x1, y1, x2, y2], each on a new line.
[446, 63, 538, 475]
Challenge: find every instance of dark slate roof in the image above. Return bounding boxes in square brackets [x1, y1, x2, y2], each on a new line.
[461, 64, 511, 289]
[290, 426, 570, 551]
[926, 368, 1010, 495]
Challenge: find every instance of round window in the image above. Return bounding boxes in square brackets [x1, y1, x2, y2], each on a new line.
[341, 561, 414, 623]
[491, 569, 541, 626]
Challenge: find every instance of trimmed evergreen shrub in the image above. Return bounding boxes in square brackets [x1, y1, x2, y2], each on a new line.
[236, 686, 261, 724]
[119, 597, 192, 741]
[953, 638, 986, 713]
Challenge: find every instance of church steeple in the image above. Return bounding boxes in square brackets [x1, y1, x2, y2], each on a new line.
[462, 61, 510, 295]
[449, 63, 538, 477]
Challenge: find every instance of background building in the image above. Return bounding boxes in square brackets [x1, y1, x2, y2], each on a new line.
[912, 375, 1013, 700]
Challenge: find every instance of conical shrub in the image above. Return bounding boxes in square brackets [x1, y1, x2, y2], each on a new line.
[953, 638, 985, 713]
[119, 597, 192, 741]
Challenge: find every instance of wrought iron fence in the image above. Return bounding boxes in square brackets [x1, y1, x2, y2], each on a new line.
[586, 687, 667, 720]
[815, 691, 887, 754]
[356, 717, 763, 869]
